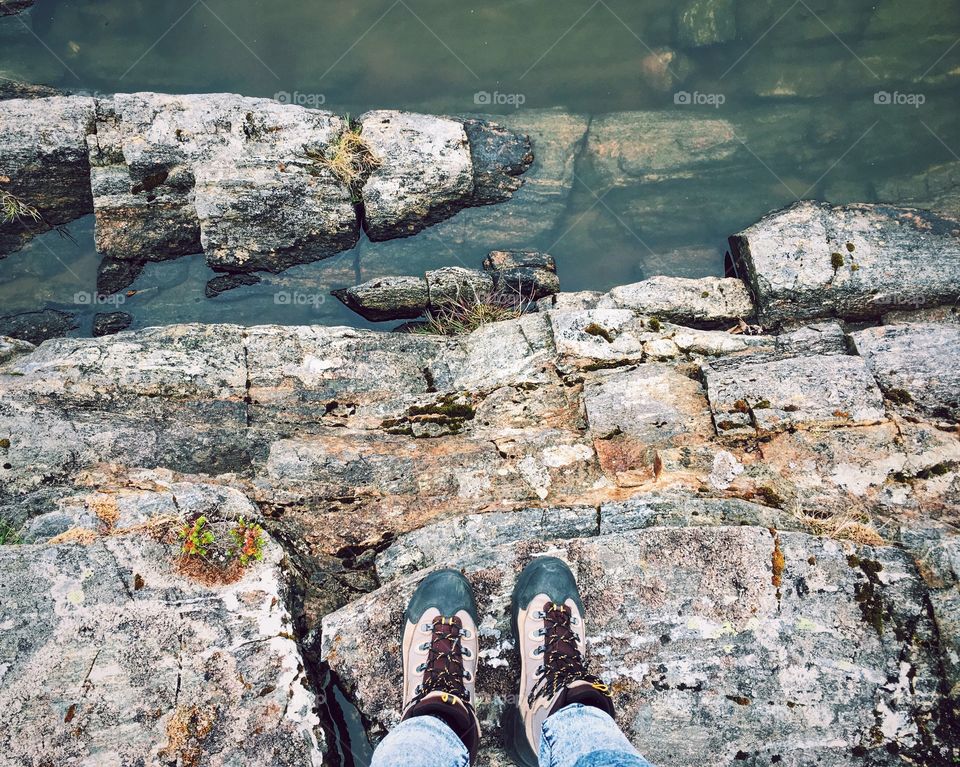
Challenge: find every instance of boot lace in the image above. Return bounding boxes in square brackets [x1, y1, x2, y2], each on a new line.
[529, 602, 607, 705]
[413, 616, 471, 704]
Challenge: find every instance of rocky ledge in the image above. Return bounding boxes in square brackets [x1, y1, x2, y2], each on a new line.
[0, 93, 532, 293]
[0, 201, 958, 766]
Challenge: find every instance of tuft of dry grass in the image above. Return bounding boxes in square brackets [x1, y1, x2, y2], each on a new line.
[1, 187, 42, 225]
[47, 528, 99, 546]
[415, 283, 535, 336]
[306, 125, 380, 189]
[792, 503, 886, 547]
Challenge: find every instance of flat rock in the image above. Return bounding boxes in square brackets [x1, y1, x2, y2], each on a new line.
[88, 93, 359, 272]
[483, 249, 560, 300]
[549, 309, 652, 364]
[0, 333, 33, 363]
[332, 275, 430, 321]
[598, 276, 755, 326]
[425, 266, 495, 305]
[600, 492, 798, 533]
[704, 354, 888, 437]
[0, 527, 323, 766]
[584, 363, 712, 443]
[729, 201, 960, 326]
[584, 111, 737, 188]
[322, 525, 952, 765]
[0, 95, 95, 256]
[359, 110, 474, 241]
[850, 322, 960, 420]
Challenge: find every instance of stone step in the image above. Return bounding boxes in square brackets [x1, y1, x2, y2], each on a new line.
[322, 523, 953, 766]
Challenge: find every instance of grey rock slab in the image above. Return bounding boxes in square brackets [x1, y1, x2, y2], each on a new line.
[583, 363, 713, 443]
[332, 275, 430, 322]
[244, 324, 458, 428]
[850, 322, 960, 420]
[0, 95, 95, 256]
[728, 201, 960, 326]
[483, 249, 560, 300]
[698, 321, 848, 372]
[88, 93, 359, 272]
[323, 525, 952, 765]
[0, 532, 323, 766]
[425, 266, 495, 306]
[598, 276, 755, 326]
[600, 492, 800, 534]
[704, 354, 888, 437]
[535, 291, 602, 312]
[375, 506, 599, 580]
[442, 312, 556, 392]
[359, 110, 474, 241]
[549, 309, 652, 364]
[0, 334, 33, 363]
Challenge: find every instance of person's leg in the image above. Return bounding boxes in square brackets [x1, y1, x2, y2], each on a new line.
[371, 568, 482, 766]
[538, 703, 653, 767]
[370, 714, 469, 767]
[507, 556, 654, 767]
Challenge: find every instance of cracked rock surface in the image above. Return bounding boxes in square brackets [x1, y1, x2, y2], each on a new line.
[0, 204, 959, 765]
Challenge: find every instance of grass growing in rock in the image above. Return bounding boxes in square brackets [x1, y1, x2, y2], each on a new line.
[0, 520, 22, 545]
[415, 284, 534, 336]
[306, 120, 380, 194]
[177, 515, 265, 584]
[1, 186, 42, 225]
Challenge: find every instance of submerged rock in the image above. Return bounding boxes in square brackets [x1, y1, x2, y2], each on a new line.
[96, 256, 146, 296]
[0, 96, 95, 256]
[92, 311, 133, 337]
[0, 78, 62, 100]
[0, 0, 34, 15]
[676, 0, 736, 47]
[205, 272, 262, 298]
[729, 201, 960, 326]
[0, 308, 78, 344]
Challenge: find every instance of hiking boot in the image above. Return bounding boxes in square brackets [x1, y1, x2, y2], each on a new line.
[401, 568, 481, 761]
[506, 556, 614, 767]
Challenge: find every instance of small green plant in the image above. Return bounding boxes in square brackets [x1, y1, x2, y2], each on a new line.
[228, 517, 265, 566]
[0, 520, 22, 545]
[177, 515, 266, 581]
[179, 515, 215, 559]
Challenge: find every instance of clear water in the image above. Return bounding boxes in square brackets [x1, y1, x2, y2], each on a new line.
[2, 0, 959, 333]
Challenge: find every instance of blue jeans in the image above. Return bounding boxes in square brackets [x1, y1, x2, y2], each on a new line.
[370, 704, 653, 767]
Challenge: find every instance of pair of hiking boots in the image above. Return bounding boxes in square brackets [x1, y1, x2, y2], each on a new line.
[400, 556, 614, 766]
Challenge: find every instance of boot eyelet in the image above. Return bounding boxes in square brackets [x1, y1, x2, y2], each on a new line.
[416, 663, 427, 672]
[419, 642, 430, 651]
[463, 671, 472, 681]
[533, 646, 544, 656]
[462, 648, 471, 658]
[461, 628, 471, 638]
[421, 623, 433, 632]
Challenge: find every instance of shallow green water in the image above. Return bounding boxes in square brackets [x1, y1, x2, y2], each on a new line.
[2, 0, 959, 333]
